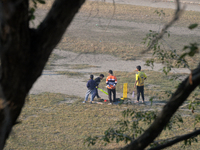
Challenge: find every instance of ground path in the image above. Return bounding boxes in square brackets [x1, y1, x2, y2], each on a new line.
[30, 49, 190, 103]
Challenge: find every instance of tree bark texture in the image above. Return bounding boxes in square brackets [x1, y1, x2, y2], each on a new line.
[0, 0, 85, 148]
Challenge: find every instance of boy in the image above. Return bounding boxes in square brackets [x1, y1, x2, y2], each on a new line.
[83, 75, 96, 104]
[106, 70, 117, 105]
[134, 66, 147, 103]
[94, 74, 104, 98]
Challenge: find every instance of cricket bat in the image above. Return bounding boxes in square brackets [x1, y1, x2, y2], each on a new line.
[98, 88, 108, 95]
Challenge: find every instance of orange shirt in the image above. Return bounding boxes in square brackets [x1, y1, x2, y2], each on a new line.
[106, 75, 117, 89]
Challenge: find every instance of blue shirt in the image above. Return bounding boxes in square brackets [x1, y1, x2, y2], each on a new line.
[86, 79, 96, 90]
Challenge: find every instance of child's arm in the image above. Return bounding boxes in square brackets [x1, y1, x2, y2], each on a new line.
[134, 80, 137, 88]
[144, 73, 147, 80]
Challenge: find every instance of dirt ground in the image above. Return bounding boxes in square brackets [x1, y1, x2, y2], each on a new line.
[30, 0, 199, 102]
[101, 0, 200, 12]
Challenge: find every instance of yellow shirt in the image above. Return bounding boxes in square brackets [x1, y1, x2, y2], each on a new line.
[136, 71, 147, 86]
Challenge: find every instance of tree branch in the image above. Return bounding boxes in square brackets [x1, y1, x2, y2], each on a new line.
[0, 0, 86, 148]
[141, 0, 184, 54]
[35, 0, 85, 55]
[28, 0, 86, 85]
[149, 128, 200, 150]
[121, 64, 200, 150]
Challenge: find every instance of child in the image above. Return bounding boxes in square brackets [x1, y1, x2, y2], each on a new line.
[83, 75, 96, 104]
[134, 66, 147, 103]
[106, 70, 117, 105]
[94, 74, 104, 98]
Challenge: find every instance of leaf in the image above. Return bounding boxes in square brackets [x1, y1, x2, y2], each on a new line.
[188, 24, 198, 30]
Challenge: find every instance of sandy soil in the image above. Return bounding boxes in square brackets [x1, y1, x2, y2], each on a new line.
[30, 0, 199, 102]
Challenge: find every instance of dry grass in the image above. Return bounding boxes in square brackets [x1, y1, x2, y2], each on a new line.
[45, 53, 64, 70]
[4, 93, 200, 150]
[57, 36, 143, 61]
[37, 1, 200, 67]
[79, 1, 200, 27]
[68, 64, 100, 69]
[57, 71, 84, 77]
[36, 1, 200, 27]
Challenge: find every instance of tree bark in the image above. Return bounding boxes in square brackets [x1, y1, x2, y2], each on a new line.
[149, 128, 200, 150]
[0, 0, 85, 148]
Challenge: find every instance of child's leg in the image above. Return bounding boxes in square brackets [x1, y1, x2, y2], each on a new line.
[141, 86, 145, 101]
[113, 89, 116, 102]
[85, 89, 91, 101]
[137, 86, 140, 101]
[108, 89, 112, 103]
[91, 89, 96, 101]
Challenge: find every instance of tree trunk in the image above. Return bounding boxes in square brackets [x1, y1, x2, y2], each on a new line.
[0, 0, 85, 148]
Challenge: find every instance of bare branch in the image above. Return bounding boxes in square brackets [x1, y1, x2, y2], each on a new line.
[149, 128, 200, 150]
[141, 0, 184, 54]
[28, 0, 86, 88]
[121, 64, 200, 150]
[161, 38, 190, 69]
[0, 0, 85, 149]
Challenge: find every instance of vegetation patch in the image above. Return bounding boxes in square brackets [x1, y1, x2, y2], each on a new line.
[68, 64, 100, 69]
[39, 1, 200, 67]
[79, 1, 200, 27]
[57, 71, 84, 77]
[45, 53, 64, 70]
[57, 36, 144, 61]
[5, 93, 200, 150]
[37, 1, 200, 27]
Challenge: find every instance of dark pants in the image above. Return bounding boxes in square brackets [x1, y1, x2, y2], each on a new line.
[137, 86, 144, 101]
[107, 88, 116, 103]
[94, 87, 100, 98]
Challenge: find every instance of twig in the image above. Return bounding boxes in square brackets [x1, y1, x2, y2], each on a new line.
[141, 0, 184, 54]
[161, 38, 190, 69]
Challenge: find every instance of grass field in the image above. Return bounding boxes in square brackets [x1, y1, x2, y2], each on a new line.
[36, 0, 200, 67]
[37, 1, 200, 28]
[4, 93, 200, 150]
[5, 69, 200, 149]
[56, 1, 200, 68]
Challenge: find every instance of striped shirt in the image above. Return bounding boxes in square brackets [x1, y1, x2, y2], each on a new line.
[106, 75, 117, 89]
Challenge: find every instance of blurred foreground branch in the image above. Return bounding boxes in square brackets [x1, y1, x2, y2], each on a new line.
[142, 0, 184, 54]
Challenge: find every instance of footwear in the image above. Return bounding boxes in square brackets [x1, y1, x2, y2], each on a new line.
[90, 101, 92, 104]
[97, 96, 101, 98]
[108, 103, 112, 105]
[142, 101, 145, 104]
[82, 101, 86, 103]
[134, 101, 139, 103]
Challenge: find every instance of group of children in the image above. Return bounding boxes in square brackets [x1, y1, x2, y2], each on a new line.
[83, 66, 147, 104]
